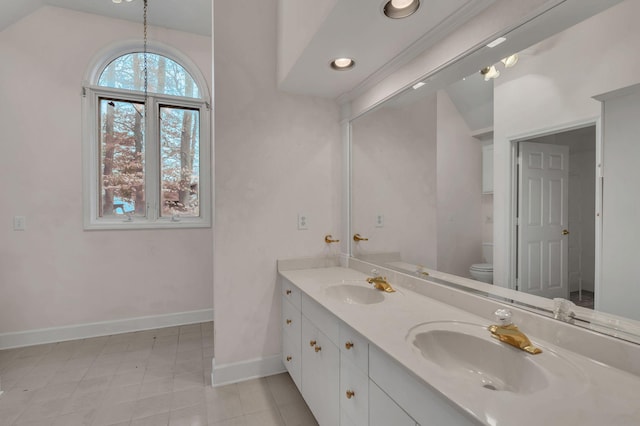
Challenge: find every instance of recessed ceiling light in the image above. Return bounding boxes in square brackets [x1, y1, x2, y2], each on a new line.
[486, 37, 507, 48]
[383, 0, 420, 19]
[330, 58, 355, 71]
[412, 81, 426, 90]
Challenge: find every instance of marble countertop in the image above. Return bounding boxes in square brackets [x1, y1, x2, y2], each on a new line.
[279, 265, 640, 426]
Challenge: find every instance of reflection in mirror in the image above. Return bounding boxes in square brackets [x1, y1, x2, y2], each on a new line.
[351, 0, 640, 336]
[352, 72, 490, 280]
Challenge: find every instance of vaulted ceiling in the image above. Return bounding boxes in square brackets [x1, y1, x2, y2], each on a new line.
[0, 0, 212, 36]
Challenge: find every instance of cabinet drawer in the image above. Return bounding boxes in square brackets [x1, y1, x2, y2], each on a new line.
[283, 328, 301, 391]
[282, 297, 301, 342]
[340, 322, 369, 374]
[281, 277, 302, 309]
[340, 355, 368, 426]
[302, 294, 339, 345]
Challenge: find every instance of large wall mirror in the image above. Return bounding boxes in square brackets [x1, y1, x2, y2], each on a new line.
[350, 0, 640, 340]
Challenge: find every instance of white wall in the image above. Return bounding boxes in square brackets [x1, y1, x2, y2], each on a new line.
[493, 0, 640, 287]
[598, 86, 640, 320]
[350, 90, 483, 276]
[213, 0, 341, 379]
[0, 7, 213, 335]
[351, 96, 438, 268]
[436, 91, 482, 276]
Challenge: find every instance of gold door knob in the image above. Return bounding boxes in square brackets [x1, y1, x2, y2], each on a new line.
[353, 233, 369, 242]
[286, 289, 292, 295]
[562, 229, 570, 235]
[324, 235, 340, 244]
[314, 345, 322, 353]
[286, 356, 292, 362]
[286, 319, 292, 325]
[309, 340, 316, 347]
[345, 341, 354, 350]
[346, 390, 355, 399]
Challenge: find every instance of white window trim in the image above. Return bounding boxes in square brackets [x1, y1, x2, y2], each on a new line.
[82, 43, 211, 230]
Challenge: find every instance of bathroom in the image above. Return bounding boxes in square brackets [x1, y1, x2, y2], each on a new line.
[1, 0, 640, 425]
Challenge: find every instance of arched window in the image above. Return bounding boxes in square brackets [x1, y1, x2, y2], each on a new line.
[83, 47, 210, 229]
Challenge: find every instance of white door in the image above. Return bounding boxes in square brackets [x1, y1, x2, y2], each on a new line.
[517, 142, 570, 299]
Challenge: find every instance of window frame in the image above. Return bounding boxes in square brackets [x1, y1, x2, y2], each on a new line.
[82, 45, 211, 230]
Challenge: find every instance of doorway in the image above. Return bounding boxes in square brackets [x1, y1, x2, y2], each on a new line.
[514, 125, 596, 308]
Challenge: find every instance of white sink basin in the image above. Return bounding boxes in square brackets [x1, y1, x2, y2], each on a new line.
[407, 321, 584, 394]
[325, 283, 385, 305]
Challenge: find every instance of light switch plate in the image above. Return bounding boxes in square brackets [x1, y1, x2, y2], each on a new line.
[375, 214, 384, 228]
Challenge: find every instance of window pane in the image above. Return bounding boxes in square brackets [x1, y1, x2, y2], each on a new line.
[160, 106, 200, 217]
[98, 53, 200, 99]
[99, 99, 145, 217]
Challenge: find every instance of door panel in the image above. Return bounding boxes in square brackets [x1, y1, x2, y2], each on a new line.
[518, 142, 569, 299]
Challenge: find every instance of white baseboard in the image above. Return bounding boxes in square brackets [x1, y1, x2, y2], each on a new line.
[0, 309, 213, 350]
[211, 354, 285, 387]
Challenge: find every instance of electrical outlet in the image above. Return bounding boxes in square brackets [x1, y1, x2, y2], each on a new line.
[375, 214, 384, 228]
[297, 213, 308, 230]
[13, 216, 26, 231]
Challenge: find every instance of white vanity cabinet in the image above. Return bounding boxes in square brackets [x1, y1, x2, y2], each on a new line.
[281, 276, 474, 425]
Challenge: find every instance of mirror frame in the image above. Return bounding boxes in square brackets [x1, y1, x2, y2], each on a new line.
[346, 0, 640, 344]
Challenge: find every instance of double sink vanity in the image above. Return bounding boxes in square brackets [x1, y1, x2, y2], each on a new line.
[278, 257, 640, 426]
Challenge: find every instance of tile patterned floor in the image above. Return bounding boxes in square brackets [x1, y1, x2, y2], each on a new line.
[0, 322, 317, 426]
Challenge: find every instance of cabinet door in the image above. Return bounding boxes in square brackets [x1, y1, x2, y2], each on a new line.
[282, 296, 301, 390]
[340, 355, 368, 426]
[369, 380, 416, 426]
[482, 144, 494, 194]
[301, 316, 339, 426]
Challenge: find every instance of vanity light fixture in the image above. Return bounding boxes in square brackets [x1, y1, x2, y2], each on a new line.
[112, 0, 134, 3]
[412, 81, 426, 90]
[480, 65, 500, 81]
[501, 54, 519, 68]
[330, 58, 356, 71]
[486, 37, 507, 48]
[479, 53, 519, 81]
[383, 0, 420, 19]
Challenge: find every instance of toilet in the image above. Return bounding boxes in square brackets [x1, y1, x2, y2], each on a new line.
[469, 243, 493, 284]
[469, 263, 493, 284]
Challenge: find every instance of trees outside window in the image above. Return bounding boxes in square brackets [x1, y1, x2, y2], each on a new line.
[83, 49, 210, 229]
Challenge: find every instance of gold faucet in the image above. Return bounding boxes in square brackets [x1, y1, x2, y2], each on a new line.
[488, 309, 542, 355]
[366, 273, 396, 293]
